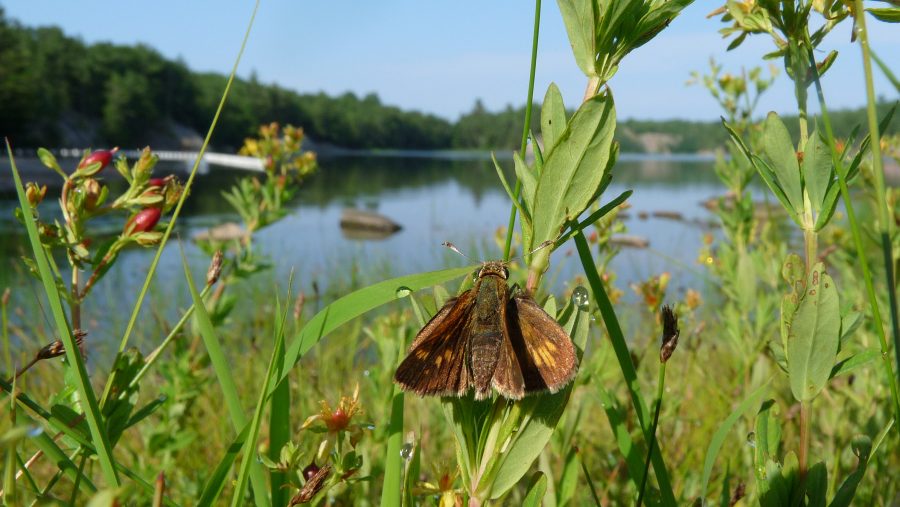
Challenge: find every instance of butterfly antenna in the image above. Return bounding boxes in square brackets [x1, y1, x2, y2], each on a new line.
[526, 240, 554, 257]
[442, 241, 473, 261]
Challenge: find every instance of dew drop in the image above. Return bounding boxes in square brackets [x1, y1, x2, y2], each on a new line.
[363, 369, 371, 377]
[400, 443, 414, 461]
[365, 424, 376, 431]
[746, 432, 756, 448]
[472, 271, 480, 283]
[572, 286, 590, 310]
[395, 286, 412, 298]
[27, 427, 43, 438]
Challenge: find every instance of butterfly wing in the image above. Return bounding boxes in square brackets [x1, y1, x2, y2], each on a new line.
[504, 293, 578, 394]
[394, 290, 475, 397]
[490, 321, 526, 399]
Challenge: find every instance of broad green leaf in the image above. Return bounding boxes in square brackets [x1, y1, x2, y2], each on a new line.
[759, 457, 793, 507]
[541, 83, 567, 153]
[762, 112, 802, 213]
[830, 436, 873, 507]
[532, 93, 616, 249]
[787, 263, 840, 401]
[381, 390, 405, 507]
[485, 301, 589, 500]
[802, 130, 832, 215]
[557, 0, 597, 77]
[754, 400, 781, 483]
[700, 379, 771, 499]
[523, 472, 548, 507]
[806, 462, 827, 507]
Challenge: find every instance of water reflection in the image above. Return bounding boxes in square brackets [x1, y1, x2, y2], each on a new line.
[0, 153, 725, 346]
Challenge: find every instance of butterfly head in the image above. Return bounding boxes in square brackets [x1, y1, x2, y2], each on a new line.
[478, 260, 509, 280]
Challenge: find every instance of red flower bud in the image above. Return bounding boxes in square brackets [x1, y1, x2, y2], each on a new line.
[149, 177, 166, 187]
[127, 207, 162, 233]
[78, 148, 119, 172]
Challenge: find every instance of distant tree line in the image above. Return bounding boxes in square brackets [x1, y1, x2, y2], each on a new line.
[0, 9, 893, 153]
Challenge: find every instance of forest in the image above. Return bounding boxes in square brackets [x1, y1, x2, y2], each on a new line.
[1, 8, 891, 154]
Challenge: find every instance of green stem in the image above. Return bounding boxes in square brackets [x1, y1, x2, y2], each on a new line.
[502, 0, 542, 262]
[637, 361, 666, 507]
[806, 44, 900, 432]
[799, 401, 810, 479]
[853, 0, 900, 382]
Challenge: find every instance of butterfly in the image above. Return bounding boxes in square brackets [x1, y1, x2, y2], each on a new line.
[394, 261, 578, 400]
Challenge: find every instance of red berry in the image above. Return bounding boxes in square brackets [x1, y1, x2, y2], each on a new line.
[128, 207, 162, 233]
[148, 177, 166, 187]
[326, 409, 350, 432]
[78, 148, 118, 172]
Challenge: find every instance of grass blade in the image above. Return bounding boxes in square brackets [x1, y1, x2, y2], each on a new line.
[573, 231, 676, 506]
[380, 390, 405, 506]
[232, 284, 291, 507]
[182, 248, 269, 507]
[5, 143, 119, 487]
[109, 0, 259, 357]
[699, 379, 771, 499]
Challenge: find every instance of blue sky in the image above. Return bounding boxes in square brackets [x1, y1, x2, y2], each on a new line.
[3, 1, 898, 121]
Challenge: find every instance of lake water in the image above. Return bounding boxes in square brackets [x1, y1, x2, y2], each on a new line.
[0, 152, 726, 346]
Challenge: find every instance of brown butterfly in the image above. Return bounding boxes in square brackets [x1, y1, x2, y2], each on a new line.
[393, 261, 578, 400]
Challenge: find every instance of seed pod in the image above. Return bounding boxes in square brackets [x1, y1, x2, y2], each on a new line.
[206, 251, 224, 287]
[126, 207, 162, 234]
[659, 305, 680, 363]
[77, 148, 119, 176]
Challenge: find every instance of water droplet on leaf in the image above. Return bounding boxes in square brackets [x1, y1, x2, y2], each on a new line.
[746, 432, 756, 448]
[395, 286, 412, 298]
[400, 443, 414, 461]
[572, 286, 590, 310]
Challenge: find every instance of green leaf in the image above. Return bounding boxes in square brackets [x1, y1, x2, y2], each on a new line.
[523, 472, 548, 507]
[282, 265, 477, 377]
[182, 249, 269, 507]
[231, 287, 290, 507]
[556, 0, 598, 77]
[762, 112, 802, 213]
[787, 263, 840, 401]
[485, 300, 589, 500]
[532, 93, 616, 249]
[760, 452, 800, 507]
[574, 232, 676, 506]
[829, 349, 880, 379]
[512, 152, 537, 223]
[541, 83, 567, 153]
[700, 379, 771, 499]
[867, 7, 900, 22]
[37, 147, 66, 179]
[806, 462, 827, 507]
[802, 130, 832, 216]
[754, 400, 781, 483]
[557, 447, 579, 507]
[381, 390, 405, 507]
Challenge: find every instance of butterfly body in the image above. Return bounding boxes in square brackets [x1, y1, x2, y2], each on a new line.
[394, 261, 578, 400]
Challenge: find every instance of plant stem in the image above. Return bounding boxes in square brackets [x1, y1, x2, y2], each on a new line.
[806, 43, 900, 434]
[502, 0, 541, 262]
[637, 361, 666, 507]
[71, 267, 81, 331]
[853, 0, 900, 380]
[799, 401, 810, 479]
